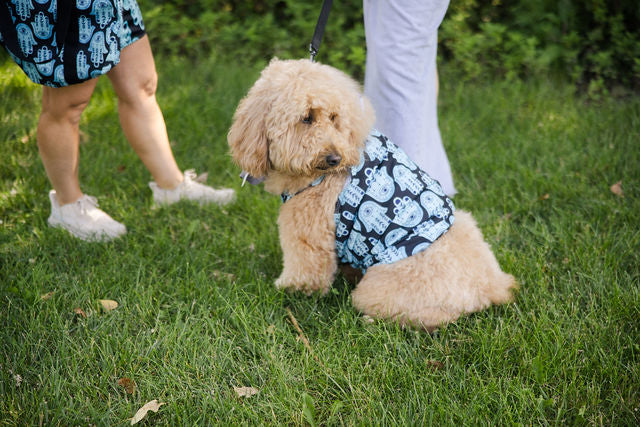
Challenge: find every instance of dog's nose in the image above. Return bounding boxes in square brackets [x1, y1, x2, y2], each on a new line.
[325, 154, 342, 167]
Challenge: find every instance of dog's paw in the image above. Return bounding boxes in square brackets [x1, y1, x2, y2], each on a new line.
[275, 274, 328, 295]
[275, 275, 295, 291]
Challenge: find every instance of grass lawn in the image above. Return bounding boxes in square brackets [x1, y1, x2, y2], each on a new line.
[1, 53, 638, 425]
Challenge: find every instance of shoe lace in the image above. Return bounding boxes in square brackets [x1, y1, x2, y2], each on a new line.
[183, 169, 197, 182]
[76, 195, 99, 214]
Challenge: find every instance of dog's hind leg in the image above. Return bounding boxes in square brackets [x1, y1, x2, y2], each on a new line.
[351, 211, 517, 330]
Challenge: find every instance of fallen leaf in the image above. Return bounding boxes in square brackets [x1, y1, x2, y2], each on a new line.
[118, 377, 136, 394]
[361, 315, 375, 324]
[248, 243, 255, 252]
[99, 299, 118, 311]
[610, 180, 624, 197]
[13, 373, 23, 387]
[194, 172, 209, 183]
[78, 130, 88, 144]
[131, 399, 164, 425]
[117, 165, 126, 172]
[234, 386, 259, 398]
[425, 360, 444, 370]
[40, 291, 54, 300]
[212, 270, 236, 282]
[538, 193, 550, 200]
[73, 308, 87, 318]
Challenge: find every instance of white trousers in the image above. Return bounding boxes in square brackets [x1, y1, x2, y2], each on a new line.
[363, 0, 456, 195]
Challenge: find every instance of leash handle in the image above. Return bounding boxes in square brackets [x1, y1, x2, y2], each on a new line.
[309, 0, 333, 62]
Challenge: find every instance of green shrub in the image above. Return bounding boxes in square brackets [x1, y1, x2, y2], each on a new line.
[138, 0, 365, 77]
[2, 0, 637, 91]
[441, 0, 640, 91]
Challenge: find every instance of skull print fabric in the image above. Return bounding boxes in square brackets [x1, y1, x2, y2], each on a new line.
[335, 130, 455, 272]
[0, 0, 145, 87]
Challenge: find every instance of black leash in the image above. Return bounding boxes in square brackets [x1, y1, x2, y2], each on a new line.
[309, 0, 333, 62]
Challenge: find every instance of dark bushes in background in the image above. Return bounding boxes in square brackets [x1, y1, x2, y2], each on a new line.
[1, 0, 635, 93]
[440, 0, 640, 95]
[138, 0, 639, 93]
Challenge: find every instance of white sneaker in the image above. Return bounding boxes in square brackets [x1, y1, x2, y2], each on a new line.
[47, 191, 126, 242]
[149, 169, 235, 206]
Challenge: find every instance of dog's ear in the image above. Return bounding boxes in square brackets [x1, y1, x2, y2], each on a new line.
[227, 83, 272, 178]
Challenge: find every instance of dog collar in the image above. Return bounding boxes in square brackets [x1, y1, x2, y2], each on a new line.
[281, 175, 326, 203]
[240, 171, 265, 186]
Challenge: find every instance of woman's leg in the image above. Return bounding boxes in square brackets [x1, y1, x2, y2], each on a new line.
[38, 78, 126, 241]
[106, 35, 234, 205]
[38, 78, 99, 204]
[363, 0, 456, 196]
[106, 35, 183, 189]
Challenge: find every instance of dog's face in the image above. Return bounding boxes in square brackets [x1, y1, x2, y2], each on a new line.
[228, 59, 375, 181]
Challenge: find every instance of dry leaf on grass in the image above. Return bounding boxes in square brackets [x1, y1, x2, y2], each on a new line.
[130, 399, 164, 425]
[538, 193, 550, 201]
[425, 360, 444, 370]
[234, 386, 259, 398]
[118, 377, 136, 394]
[99, 299, 118, 311]
[40, 291, 54, 300]
[194, 172, 209, 183]
[212, 270, 236, 282]
[610, 180, 624, 197]
[73, 308, 87, 318]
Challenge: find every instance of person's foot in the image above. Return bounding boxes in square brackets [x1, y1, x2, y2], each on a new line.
[47, 191, 126, 241]
[149, 169, 235, 206]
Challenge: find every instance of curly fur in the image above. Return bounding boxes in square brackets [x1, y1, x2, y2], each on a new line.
[228, 58, 517, 330]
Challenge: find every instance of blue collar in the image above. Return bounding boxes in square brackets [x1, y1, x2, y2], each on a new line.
[281, 175, 326, 203]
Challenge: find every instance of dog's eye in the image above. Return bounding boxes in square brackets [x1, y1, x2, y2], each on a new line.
[302, 113, 313, 124]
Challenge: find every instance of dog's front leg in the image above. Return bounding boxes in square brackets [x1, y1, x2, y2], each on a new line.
[274, 195, 338, 295]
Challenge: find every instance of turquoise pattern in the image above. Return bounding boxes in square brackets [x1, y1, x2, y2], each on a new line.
[335, 130, 455, 272]
[1, 0, 145, 87]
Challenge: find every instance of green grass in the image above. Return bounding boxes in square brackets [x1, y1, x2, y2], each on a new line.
[1, 54, 638, 425]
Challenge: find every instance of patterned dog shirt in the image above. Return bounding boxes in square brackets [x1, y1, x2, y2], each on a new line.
[335, 130, 455, 272]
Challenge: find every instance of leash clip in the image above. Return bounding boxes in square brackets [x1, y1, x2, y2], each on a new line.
[308, 0, 332, 63]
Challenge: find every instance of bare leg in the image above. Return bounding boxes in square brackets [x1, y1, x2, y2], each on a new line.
[37, 78, 98, 205]
[106, 35, 183, 189]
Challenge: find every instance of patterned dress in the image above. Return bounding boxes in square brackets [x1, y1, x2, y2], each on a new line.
[0, 0, 145, 87]
[335, 130, 455, 272]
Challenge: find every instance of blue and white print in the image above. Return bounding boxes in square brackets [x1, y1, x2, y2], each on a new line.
[76, 0, 92, 10]
[90, 0, 114, 29]
[16, 23, 37, 55]
[31, 11, 53, 39]
[338, 178, 365, 208]
[359, 201, 392, 235]
[76, 50, 89, 79]
[2, 0, 146, 87]
[364, 166, 395, 202]
[88, 30, 107, 66]
[12, 0, 35, 21]
[335, 130, 455, 272]
[391, 196, 423, 228]
[78, 15, 95, 43]
[47, 0, 56, 20]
